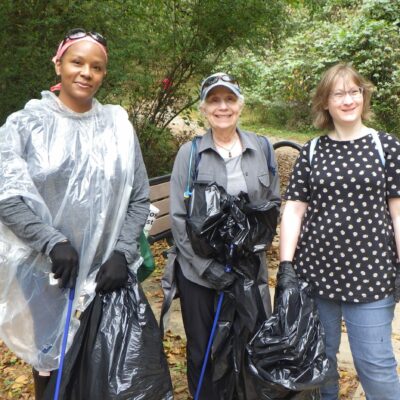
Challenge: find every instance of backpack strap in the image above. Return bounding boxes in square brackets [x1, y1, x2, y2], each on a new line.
[309, 137, 319, 166]
[185, 133, 277, 199]
[304, 132, 387, 210]
[184, 136, 202, 199]
[309, 132, 385, 167]
[370, 130, 385, 167]
[257, 135, 276, 176]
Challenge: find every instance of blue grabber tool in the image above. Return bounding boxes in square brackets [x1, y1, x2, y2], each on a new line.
[194, 244, 235, 400]
[53, 286, 75, 400]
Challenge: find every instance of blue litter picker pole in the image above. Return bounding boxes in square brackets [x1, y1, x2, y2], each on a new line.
[194, 291, 224, 400]
[194, 245, 234, 400]
[54, 287, 75, 400]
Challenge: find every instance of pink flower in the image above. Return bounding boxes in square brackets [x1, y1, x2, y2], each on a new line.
[162, 78, 172, 91]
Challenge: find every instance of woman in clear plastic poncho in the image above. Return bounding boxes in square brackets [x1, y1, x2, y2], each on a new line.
[0, 29, 150, 398]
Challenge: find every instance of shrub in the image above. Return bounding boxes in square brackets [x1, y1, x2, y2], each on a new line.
[137, 124, 179, 178]
[220, 1, 400, 134]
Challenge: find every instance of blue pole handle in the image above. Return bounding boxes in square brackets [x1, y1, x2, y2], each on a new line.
[53, 287, 75, 400]
[194, 243, 235, 399]
[194, 291, 224, 400]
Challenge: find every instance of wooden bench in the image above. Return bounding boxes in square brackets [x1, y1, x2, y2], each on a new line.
[147, 140, 302, 245]
[148, 174, 172, 244]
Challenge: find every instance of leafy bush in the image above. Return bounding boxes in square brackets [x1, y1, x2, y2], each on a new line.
[138, 124, 178, 178]
[221, 0, 400, 134]
[0, 0, 290, 175]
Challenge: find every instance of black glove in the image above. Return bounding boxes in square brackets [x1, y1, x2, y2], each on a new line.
[394, 263, 400, 303]
[50, 241, 79, 289]
[203, 261, 236, 291]
[95, 251, 129, 293]
[277, 261, 298, 290]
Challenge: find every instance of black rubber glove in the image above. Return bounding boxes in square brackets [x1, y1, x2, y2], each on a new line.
[49, 241, 79, 289]
[394, 263, 400, 303]
[95, 251, 129, 293]
[277, 261, 298, 290]
[203, 261, 236, 291]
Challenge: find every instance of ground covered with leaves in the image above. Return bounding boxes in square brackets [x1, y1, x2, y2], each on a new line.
[0, 148, 360, 399]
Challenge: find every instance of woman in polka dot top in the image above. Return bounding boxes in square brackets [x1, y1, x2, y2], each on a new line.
[280, 63, 400, 399]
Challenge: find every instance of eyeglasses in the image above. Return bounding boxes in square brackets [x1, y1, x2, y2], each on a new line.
[63, 28, 107, 48]
[201, 74, 240, 92]
[330, 87, 363, 103]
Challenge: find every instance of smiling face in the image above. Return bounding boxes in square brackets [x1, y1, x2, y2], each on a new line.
[201, 86, 242, 133]
[55, 40, 107, 112]
[326, 76, 364, 129]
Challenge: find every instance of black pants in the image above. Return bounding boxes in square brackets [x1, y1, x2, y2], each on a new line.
[175, 262, 220, 400]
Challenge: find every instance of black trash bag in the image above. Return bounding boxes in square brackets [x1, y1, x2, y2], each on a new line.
[209, 255, 270, 399]
[44, 273, 173, 400]
[186, 182, 279, 264]
[246, 263, 329, 400]
[186, 182, 280, 399]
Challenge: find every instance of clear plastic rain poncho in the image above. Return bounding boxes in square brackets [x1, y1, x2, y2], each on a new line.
[0, 91, 138, 371]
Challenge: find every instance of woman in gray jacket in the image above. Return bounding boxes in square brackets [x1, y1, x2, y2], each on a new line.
[167, 73, 280, 399]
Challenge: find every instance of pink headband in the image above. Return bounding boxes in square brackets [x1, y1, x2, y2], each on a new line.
[50, 36, 108, 92]
[51, 36, 108, 64]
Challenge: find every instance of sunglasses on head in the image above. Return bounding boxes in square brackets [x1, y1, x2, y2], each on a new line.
[201, 74, 240, 91]
[63, 28, 107, 48]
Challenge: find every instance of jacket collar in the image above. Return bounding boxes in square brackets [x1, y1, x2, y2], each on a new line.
[198, 128, 258, 154]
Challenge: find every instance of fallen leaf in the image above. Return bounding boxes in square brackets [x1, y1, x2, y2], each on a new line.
[15, 375, 29, 384]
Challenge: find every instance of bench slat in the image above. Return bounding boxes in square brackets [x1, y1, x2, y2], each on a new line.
[150, 181, 170, 202]
[149, 214, 171, 237]
[148, 174, 172, 245]
[152, 198, 169, 217]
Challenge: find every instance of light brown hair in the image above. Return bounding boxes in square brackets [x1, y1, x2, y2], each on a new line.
[312, 63, 374, 130]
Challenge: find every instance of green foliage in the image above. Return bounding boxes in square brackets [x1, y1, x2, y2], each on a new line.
[222, 0, 400, 133]
[101, 0, 289, 133]
[0, 0, 289, 175]
[139, 124, 178, 178]
[241, 108, 315, 143]
[362, 0, 400, 22]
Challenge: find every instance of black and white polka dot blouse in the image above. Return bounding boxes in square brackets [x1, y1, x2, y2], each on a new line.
[285, 132, 400, 302]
